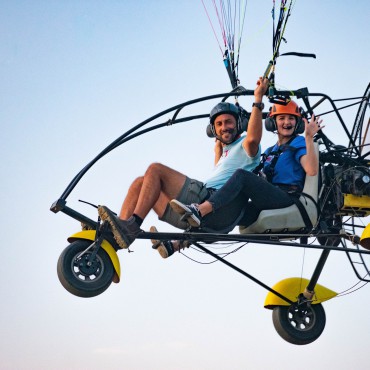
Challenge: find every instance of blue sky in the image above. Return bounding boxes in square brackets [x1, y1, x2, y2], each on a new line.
[1, 1, 370, 369]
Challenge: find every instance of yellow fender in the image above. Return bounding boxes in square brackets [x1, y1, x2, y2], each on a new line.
[67, 230, 121, 283]
[360, 223, 370, 250]
[264, 277, 337, 309]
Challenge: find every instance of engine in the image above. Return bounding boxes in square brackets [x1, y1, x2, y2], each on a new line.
[321, 164, 370, 218]
[337, 166, 370, 196]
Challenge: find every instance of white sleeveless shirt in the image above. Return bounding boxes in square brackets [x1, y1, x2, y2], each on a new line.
[205, 135, 261, 190]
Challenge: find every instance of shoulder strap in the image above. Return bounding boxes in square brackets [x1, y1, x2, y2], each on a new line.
[265, 135, 299, 180]
[280, 135, 299, 150]
[252, 135, 299, 176]
[252, 145, 275, 174]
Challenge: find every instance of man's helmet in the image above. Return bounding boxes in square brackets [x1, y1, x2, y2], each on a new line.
[209, 102, 240, 125]
[206, 102, 249, 141]
[265, 100, 304, 134]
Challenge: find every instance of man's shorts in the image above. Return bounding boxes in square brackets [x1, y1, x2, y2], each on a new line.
[159, 177, 209, 230]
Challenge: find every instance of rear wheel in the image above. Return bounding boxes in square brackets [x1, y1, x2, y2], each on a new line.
[272, 303, 326, 345]
[57, 240, 115, 298]
[317, 215, 342, 247]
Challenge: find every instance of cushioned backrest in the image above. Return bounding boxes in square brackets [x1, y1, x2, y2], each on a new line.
[301, 142, 319, 201]
[297, 141, 320, 226]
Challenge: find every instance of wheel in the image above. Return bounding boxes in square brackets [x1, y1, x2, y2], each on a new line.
[317, 231, 342, 247]
[272, 303, 326, 345]
[317, 215, 342, 247]
[57, 240, 115, 298]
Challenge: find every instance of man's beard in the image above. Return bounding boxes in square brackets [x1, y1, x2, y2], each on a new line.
[218, 128, 237, 144]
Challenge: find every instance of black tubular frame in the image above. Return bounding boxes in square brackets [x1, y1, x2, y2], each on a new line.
[51, 83, 370, 303]
[52, 85, 368, 205]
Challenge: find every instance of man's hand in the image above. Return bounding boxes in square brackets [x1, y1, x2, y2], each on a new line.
[254, 77, 269, 102]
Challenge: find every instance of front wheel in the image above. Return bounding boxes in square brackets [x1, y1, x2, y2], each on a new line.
[272, 303, 326, 345]
[57, 240, 115, 298]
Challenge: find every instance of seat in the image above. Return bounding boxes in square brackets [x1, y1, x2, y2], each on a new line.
[239, 143, 319, 234]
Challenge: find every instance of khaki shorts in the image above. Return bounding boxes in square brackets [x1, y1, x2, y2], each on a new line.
[159, 177, 209, 230]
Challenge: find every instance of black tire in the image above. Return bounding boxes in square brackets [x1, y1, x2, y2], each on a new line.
[272, 303, 326, 345]
[317, 216, 342, 247]
[57, 240, 115, 298]
[317, 232, 341, 247]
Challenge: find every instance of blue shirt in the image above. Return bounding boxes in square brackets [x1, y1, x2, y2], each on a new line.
[205, 135, 261, 190]
[263, 136, 307, 189]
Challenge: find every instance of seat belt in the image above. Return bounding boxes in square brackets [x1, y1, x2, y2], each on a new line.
[290, 193, 318, 231]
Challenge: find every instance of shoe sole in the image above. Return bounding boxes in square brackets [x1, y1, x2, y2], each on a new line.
[169, 200, 201, 227]
[98, 206, 129, 249]
[150, 226, 170, 259]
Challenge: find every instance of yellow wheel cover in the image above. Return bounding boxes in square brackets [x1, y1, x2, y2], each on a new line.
[360, 223, 370, 250]
[67, 230, 121, 283]
[264, 277, 337, 309]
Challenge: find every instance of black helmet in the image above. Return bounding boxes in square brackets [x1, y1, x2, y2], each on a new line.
[209, 102, 240, 125]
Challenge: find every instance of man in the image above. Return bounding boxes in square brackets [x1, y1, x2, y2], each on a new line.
[98, 77, 269, 255]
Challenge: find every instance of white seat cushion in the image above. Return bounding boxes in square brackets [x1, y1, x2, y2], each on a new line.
[239, 196, 317, 234]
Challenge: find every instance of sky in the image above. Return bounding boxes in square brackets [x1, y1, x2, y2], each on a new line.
[1, 1, 370, 369]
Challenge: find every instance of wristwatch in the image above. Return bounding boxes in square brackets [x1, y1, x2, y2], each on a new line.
[252, 102, 264, 111]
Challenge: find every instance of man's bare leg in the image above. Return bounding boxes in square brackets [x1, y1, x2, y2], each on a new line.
[119, 163, 186, 220]
[99, 163, 187, 248]
[120, 177, 176, 221]
[119, 177, 143, 219]
[131, 163, 187, 220]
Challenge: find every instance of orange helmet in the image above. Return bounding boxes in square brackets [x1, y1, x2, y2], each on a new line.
[269, 100, 301, 118]
[265, 100, 304, 134]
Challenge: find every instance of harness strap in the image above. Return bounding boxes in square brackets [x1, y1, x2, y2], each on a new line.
[253, 135, 298, 179]
[290, 192, 318, 231]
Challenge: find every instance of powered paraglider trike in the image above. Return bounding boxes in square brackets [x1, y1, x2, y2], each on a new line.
[51, 81, 370, 345]
[51, 0, 370, 345]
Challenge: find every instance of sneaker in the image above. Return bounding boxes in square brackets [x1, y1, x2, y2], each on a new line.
[98, 206, 142, 249]
[150, 226, 191, 258]
[170, 200, 202, 227]
[150, 226, 175, 259]
[81, 222, 93, 231]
